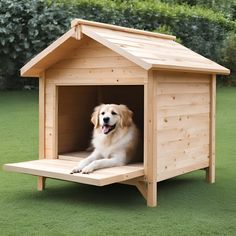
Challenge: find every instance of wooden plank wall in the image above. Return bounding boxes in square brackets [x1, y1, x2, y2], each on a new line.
[44, 36, 146, 158]
[156, 72, 211, 181]
[57, 86, 97, 154]
[44, 82, 55, 158]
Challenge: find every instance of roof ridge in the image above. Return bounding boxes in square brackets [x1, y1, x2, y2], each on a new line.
[71, 18, 176, 41]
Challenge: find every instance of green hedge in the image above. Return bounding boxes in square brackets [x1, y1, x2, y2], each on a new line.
[0, 0, 235, 89]
[0, 0, 69, 89]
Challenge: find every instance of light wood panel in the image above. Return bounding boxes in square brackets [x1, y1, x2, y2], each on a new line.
[157, 159, 209, 182]
[158, 126, 209, 144]
[57, 86, 96, 154]
[72, 19, 176, 40]
[39, 73, 45, 159]
[158, 144, 209, 165]
[157, 82, 209, 95]
[59, 151, 91, 161]
[47, 37, 147, 85]
[51, 56, 136, 69]
[156, 71, 211, 83]
[158, 113, 209, 130]
[144, 70, 157, 207]
[157, 93, 210, 107]
[45, 80, 54, 158]
[206, 75, 216, 183]
[121, 45, 209, 59]
[158, 104, 209, 117]
[156, 71, 211, 181]
[81, 24, 229, 74]
[97, 32, 180, 49]
[4, 159, 144, 187]
[50, 36, 139, 70]
[38, 73, 46, 189]
[64, 47, 118, 59]
[81, 25, 151, 70]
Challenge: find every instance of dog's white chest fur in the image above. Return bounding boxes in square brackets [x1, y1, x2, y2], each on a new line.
[93, 124, 138, 159]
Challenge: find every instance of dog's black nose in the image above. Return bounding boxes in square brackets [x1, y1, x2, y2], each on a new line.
[103, 117, 110, 123]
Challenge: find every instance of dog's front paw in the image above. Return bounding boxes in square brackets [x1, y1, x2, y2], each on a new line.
[70, 159, 89, 174]
[81, 165, 94, 174]
[70, 166, 83, 174]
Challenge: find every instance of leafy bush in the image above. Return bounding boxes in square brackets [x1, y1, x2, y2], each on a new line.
[0, 0, 235, 89]
[161, 0, 236, 20]
[0, 0, 69, 90]
[220, 32, 236, 85]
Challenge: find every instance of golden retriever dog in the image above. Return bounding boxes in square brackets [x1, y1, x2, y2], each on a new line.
[71, 104, 140, 174]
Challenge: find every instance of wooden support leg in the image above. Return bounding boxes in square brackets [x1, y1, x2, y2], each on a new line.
[135, 181, 147, 200]
[147, 181, 157, 207]
[133, 180, 157, 207]
[120, 178, 157, 207]
[205, 166, 215, 184]
[37, 176, 46, 191]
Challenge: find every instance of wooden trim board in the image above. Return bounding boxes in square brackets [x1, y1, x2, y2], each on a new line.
[39, 73, 45, 159]
[3, 159, 144, 187]
[72, 19, 176, 40]
[206, 74, 216, 183]
[143, 70, 157, 207]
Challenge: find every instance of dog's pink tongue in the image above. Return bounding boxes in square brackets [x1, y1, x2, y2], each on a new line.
[102, 125, 110, 134]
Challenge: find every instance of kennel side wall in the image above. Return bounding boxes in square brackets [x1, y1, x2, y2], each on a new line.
[155, 71, 212, 181]
[43, 36, 147, 159]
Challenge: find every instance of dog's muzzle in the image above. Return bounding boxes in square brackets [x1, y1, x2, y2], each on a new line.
[102, 124, 116, 134]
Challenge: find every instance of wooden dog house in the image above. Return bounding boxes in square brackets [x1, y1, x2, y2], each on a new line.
[4, 19, 229, 207]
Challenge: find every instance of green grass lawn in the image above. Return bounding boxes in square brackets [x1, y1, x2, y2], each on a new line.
[0, 88, 236, 236]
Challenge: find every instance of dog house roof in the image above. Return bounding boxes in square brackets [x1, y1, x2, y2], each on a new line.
[21, 19, 230, 77]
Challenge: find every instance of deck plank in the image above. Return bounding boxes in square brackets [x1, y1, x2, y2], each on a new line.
[4, 159, 144, 186]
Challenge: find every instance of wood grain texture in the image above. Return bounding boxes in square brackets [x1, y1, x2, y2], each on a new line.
[21, 19, 229, 77]
[156, 71, 211, 181]
[4, 159, 144, 187]
[144, 70, 157, 207]
[81, 24, 229, 74]
[39, 73, 45, 159]
[44, 80, 54, 158]
[71, 19, 176, 40]
[206, 74, 216, 183]
[37, 176, 46, 191]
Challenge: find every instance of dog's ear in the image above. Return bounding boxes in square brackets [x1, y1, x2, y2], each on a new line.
[119, 104, 133, 128]
[91, 104, 103, 128]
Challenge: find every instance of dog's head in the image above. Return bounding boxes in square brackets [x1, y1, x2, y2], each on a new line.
[91, 104, 133, 135]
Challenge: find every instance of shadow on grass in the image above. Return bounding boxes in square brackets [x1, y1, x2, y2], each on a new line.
[12, 174, 206, 208]
[11, 181, 142, 208]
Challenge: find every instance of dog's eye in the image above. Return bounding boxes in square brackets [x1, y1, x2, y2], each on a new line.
[101, 112, 105, 115]
[111, 111, 117, 115]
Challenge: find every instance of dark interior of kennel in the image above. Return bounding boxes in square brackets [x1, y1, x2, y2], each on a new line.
[57, 85, 144, 158]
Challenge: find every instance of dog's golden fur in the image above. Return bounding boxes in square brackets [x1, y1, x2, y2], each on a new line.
[71, 104, 140, 174]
